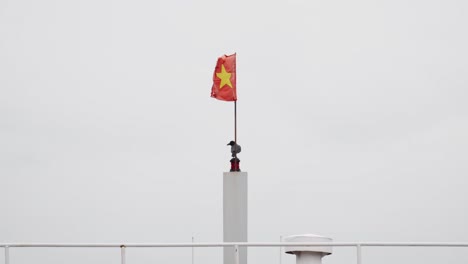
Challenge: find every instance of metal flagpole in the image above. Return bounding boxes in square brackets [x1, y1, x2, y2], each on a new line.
[234, 101, 237, 143]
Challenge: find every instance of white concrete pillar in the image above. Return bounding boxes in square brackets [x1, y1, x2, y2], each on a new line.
[284, 234, 332, 264]
[223, 172, 248, 264]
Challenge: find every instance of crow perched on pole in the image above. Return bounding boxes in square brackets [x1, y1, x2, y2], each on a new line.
[227, 141, 241, 158]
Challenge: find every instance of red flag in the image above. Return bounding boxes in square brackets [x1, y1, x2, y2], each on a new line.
[211, 53, 237, 101]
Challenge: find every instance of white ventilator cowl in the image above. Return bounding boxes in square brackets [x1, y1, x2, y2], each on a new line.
[284, 234, 333, 264]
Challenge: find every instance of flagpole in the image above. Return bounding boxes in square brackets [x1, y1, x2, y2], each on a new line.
[234, 100, 237, 143]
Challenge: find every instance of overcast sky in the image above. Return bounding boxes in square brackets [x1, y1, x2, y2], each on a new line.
[1, 0, 468, 263]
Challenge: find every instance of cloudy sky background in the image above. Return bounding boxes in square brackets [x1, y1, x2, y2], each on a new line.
[1, 0, 468, 263]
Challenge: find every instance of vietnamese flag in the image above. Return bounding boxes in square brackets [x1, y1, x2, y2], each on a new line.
[211, 53, 237, 101]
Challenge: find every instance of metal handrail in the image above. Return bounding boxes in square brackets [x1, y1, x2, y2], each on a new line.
[3, 242, 468, 247]
[3, 242, 468, 264]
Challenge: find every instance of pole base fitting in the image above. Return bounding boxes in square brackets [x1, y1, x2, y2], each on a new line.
[230, 158, 241, 172]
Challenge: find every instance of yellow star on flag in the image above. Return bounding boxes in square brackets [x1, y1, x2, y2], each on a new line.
[216, 64, 233, 89]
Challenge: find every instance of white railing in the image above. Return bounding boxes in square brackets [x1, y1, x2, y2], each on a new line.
[2, 242, 468, 264]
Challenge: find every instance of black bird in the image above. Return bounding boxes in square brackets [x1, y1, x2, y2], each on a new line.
[227, 141, 241, 158]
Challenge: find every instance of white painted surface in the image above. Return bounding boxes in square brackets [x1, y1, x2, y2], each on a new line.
[295, 252, 323, 264]
[284, 234, 332, 255]
[223, 172, 248, 264]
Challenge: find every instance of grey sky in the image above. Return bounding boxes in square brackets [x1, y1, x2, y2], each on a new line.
[1, 0, 468, 263]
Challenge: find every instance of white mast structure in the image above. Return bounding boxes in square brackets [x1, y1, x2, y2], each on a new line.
[223, 171, 248, 264]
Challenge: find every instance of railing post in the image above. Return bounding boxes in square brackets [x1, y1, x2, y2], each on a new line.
[279, 236, 283, 264]
[121, 245, 126, 264]
[192, 237, 195, 264]
[356, 244, 362, 264]
[234, 244, 239, 264]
